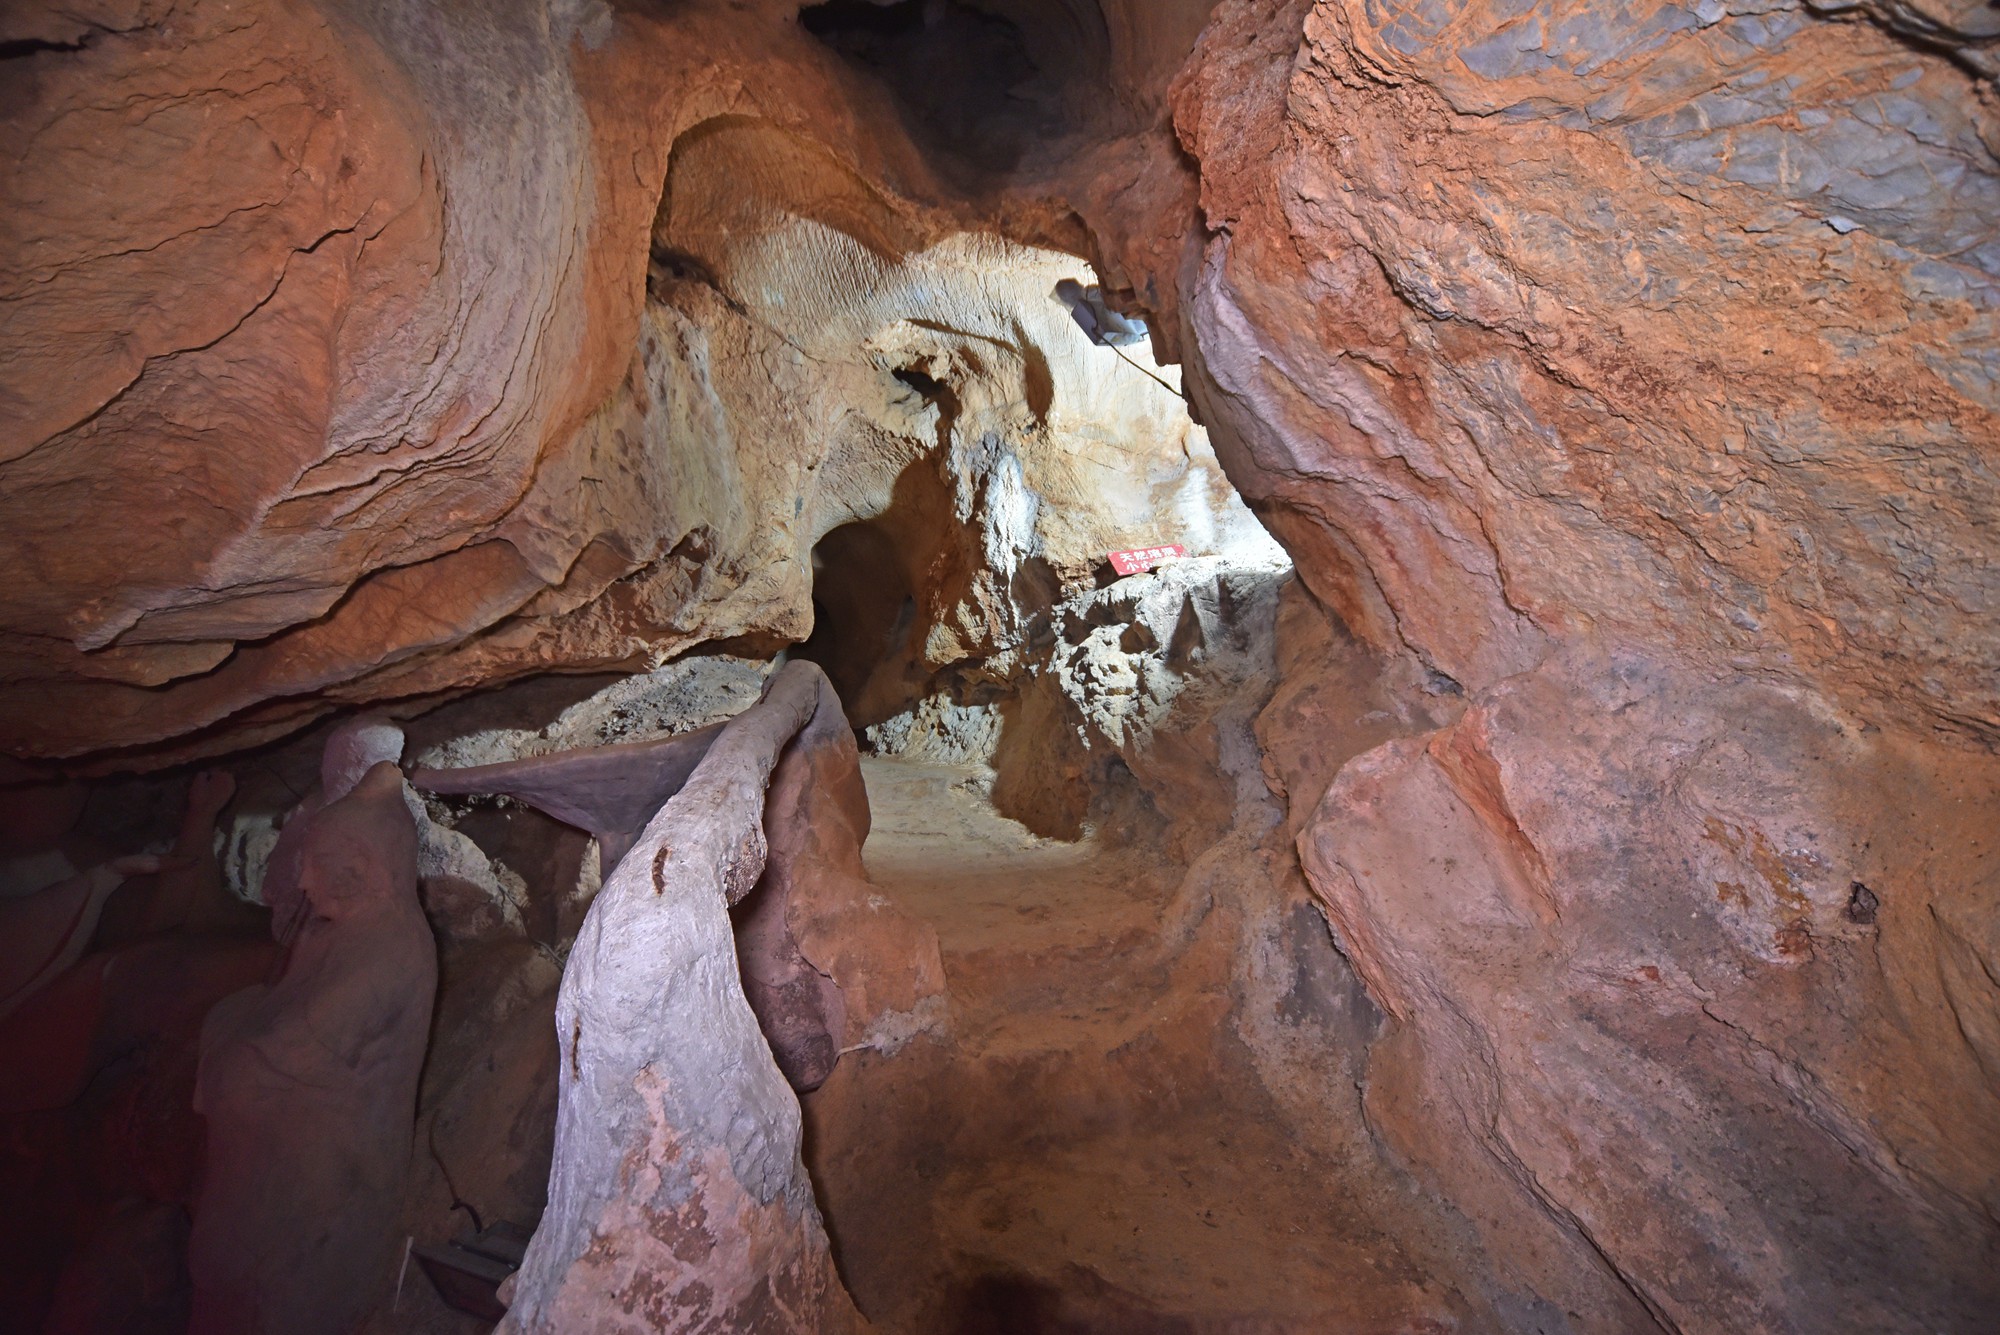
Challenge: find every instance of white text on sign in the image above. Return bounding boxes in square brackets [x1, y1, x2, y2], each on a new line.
[1108, 544, 1186, 576]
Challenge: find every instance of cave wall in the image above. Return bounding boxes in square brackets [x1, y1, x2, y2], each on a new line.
[3, 0, 606, 760]
[4, 0, 1999, 1328]
[1155, 1, 2000, 1327]
[0, 0, 1257, 767]
[0, 0, 903, 762]
[1172, 0, 1999, 727]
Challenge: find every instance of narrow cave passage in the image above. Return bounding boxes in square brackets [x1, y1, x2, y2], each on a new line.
[791, 520, 923, 729]
[0, 2, 1478, 1323]
[6, 0, 1998, 1330]
[805, 755, 1465, 1332]
[652, 229, 1475, 1325]
[601, 15, 1488, 1326]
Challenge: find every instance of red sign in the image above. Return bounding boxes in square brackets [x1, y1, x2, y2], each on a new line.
[1108, 544, 1185, 576]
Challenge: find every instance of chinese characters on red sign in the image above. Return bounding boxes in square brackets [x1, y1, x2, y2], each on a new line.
[1107, 544, 1186, 576]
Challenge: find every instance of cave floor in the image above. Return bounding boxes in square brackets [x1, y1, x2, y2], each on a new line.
[800, 756, 1479, 1334]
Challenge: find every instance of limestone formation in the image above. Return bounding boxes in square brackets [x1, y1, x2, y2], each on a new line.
[0, 0, 1265, 768]
[736, 665, 946, 1092]
[258, 718, 407, 946]
[499, 662, 861, 1333]
[1293, 648, 2000, 1329]
[1164, 1, 2000, 1323]
[188, 763, 435, 1335]
[1, 0, 1997, 1331]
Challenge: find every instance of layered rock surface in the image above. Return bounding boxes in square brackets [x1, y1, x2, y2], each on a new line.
[3, 0, 1998, 1331]
[0, 0, 1261, 766]
[1160, 2, 2000, 1326]
[1172, 0, 2000, 729]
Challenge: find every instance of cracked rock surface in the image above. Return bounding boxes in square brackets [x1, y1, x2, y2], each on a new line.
[3, 0, 1998, 1330]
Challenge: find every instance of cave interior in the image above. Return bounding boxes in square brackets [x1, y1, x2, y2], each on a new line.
[2, 0, 1998, 1333]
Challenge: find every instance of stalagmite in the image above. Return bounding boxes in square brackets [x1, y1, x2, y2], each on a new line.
[188, 762, 435, 1335]
[499, 661, 861, 1334]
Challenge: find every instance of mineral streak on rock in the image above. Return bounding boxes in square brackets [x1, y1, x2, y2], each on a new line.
[1171, 0, 2000, 732]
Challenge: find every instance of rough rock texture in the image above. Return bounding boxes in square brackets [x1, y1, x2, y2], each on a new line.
[860, 549, 1302, 859]
[1173, 0, 2000, 730]
[1299, 647, 2000, 1330]
[736, 673, 946, 1091]
[0, 0, 1263, 768]
[499, 662, 861, 1335]
[409, 657, 944, 1095]
[226, 713, 530, 953]
[188, 761, 435, 1335]
[4, 0, 1999, 1329]
[798, 569, 1515, 1333]
[408, 655, 772, 769]
[412, 723, 728, 875]
[1157, 2, 2000, 1326]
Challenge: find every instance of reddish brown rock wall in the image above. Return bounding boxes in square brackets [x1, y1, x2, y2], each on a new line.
[1, 0, 888, 762]
[1171, 0, 1999, 728]
[3, 0, 1997, 1328]
[1158, 0, 2000, 1324]
[0, 0, 1230, 766]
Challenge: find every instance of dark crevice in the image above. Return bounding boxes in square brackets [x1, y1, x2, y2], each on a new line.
[799, 0, 928, 39]
[0, 38, 89, 59]
[649, 244, 740, 312]
[1799, 2, 2000, 83]
[890, 366, 948, 400]
[795, 0, 1097, 177]
[793, 517, 923, 728]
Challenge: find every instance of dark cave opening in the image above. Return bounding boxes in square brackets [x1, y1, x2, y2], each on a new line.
[798, 0, 929, 39]
[890, 364, 950, 402]
[791, 519, 924, 730]
[795, 0, 1106, 174]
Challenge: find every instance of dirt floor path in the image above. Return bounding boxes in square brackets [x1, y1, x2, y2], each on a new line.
[800, 756, 1484, 1334]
